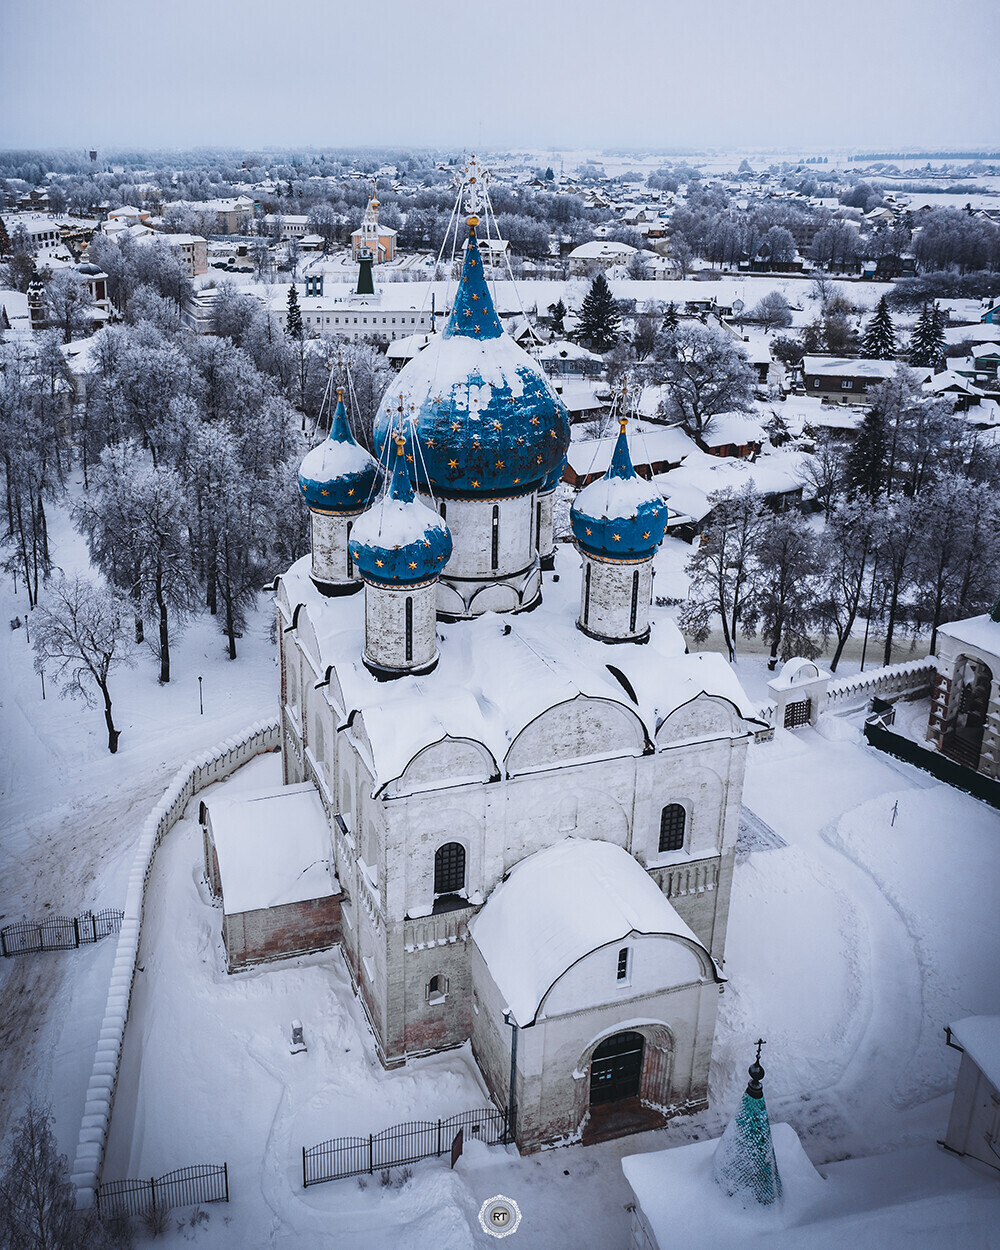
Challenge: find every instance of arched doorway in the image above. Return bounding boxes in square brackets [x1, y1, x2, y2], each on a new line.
[945, 656, 993, 770]
[589, 1031, 645, 1106]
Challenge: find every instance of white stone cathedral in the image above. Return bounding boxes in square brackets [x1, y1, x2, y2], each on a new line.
[268, 201, 761, 1151]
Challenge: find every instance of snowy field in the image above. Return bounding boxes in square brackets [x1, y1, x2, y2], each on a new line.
[3, 493, 1000, 1247]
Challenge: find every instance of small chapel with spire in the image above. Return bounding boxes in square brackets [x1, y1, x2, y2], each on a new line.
[238, 162, 768, 1152]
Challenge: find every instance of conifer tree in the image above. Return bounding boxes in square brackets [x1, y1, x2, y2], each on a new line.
[285, 282, 303, 341]
[551, 298, 566, 334]
[661, 300, 679, 334]
[0, 214, 10, 256]
[908, 301, 945, 369]
[860, 294, 897, 359]
[846, 406, 888, 499]
[577, 272, 620, 351]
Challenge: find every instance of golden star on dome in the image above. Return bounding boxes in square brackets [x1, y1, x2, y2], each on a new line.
[536, 454, 543, 463]
[471, 293, 479, 301]
[643, 531, 650, 539]
[513, 477, 520, 484]
[516, 436, 525, 444]
[376, 559, 384, 567]
[448, 458, 459, 468]
[423, 540, 431, 547]
[409, 561, 417, 569]
[474, 326, 481, 333]
[348, 488, 355, 496]
[492, 420, 501, 430]
[300, 483, 306, 492]
[451, 422, 461, 431]
[470, 259, 477, 267]
[530, 416, 539, 425]
[426, 438, 436, 447]
[464, 309, 472, 317]
[406, 454, 413, 462]
[320, 488, 329, 496]
[585, 527, 592, 535]
[495, 459, 504, 468]
[550, 430, 557, 438]
[471, 479, 480, 488]
[612, 534, 621, 541]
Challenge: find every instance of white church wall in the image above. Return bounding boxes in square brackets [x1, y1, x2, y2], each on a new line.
[580, 557, 654, 640]
[309, 510, 363, 589]
[505, 696, 647, 773]
[429, 493, 536, 580]
[363, 580, 439, 673]
[539, 935, 707, 1019]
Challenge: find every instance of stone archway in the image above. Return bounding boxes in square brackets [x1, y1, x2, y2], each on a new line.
[944, 655, 993, 770]
[575, 1023, 675, 1144]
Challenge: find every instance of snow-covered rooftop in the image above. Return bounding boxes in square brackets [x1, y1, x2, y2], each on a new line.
[948, 1015, 1000, 1090]
[278, 546, 757, 790]
[206, 781, 338, 914]
[566, 426, 695, 476]
[937, 612, 1000, 657]
[701, 412, 766, 448]
[469, 838, 707, 1026]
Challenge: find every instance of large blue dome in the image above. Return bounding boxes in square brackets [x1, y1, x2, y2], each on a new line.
[372, 226, 570, 500]
[349, 439, 452, 587]
[571, 421, 668, 561]
[299, 391, 382, 513]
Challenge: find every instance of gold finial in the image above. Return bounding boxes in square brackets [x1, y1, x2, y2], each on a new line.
[619, 415, 629, 435]
[395, 434, 406, 455]
[336, 386, 344, 402]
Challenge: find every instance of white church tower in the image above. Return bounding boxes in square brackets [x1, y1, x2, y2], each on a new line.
[349, 434, 452, 677]
[297, 389, 382, 596]
[570, 417, 668, 642]
[372, 164, 570, 619]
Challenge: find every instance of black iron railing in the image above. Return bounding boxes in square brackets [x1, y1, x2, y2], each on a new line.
[97, 1163, 229, 1218]
[1, 909, 123, 957]
[302, 1108, 508, 1187]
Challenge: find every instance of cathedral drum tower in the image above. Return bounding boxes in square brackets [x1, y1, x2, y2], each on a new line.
[372, 177, 570, 620]
[570, 417, 668, 642]
[297, 389, 382, 595]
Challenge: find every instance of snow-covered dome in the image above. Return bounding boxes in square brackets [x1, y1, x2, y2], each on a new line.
[372, 224, 570, 500]
[349, 437, 452, 587]
[571, 420, 668, 561]
[298, 390, 382, 514]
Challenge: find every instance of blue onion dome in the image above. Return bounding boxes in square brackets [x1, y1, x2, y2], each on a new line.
[571, 419, 668, 561]
[349, 437, 452, 587]
[372, 220, 570, 500]
[298, 389, 382, 513]
[540, 457, 566, 493]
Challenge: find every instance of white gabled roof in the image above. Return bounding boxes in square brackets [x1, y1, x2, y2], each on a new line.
[207, 782, 337, 914]
[469, 838, 707, 1026]
[949, 1015, 1000, 1090]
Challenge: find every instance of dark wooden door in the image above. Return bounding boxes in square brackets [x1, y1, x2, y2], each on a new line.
[589, 1031, 644, 1105]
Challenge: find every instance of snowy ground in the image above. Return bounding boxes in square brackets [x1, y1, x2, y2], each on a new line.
[4, 492, 1000, 1247]
[96, 712, 1000, 1247]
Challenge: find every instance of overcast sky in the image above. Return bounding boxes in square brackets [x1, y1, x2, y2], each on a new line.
[2, 0, 998, 156]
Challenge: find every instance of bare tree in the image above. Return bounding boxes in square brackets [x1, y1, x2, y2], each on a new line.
[31, 575, 135, 753]
[798, 436, 844, 519]
[752, 509, 822, 669]
[680, 484, 765, 661]
[43, 270, 95, 344]
[816, 502, 876, 671]
[658, 323, 756, 435]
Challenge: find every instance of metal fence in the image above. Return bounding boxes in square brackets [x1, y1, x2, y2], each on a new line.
[96, 1163, 229, 1218]
[863, 720, 1000, 810]
[1, 908, 123, 957]
[302, 1107, 508, 1187]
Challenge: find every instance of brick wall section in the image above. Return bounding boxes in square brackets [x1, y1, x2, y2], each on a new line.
[223, 896, 342, 971]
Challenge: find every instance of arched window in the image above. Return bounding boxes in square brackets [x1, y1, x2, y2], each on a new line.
[434, 842, 466, 895]
[427, 974, 449, 1003]
[658, 804, 686, 853]
[491, 505, 500, 570]
[286, 661, 298, 710]
[346, 521, 354, 577]
[405, 596, 413, 663]
[313, 715, 325, 770]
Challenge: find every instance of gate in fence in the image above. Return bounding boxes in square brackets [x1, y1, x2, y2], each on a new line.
[96, 1163, 229, 1218]
[302, 1107, 508, 1187]
[1, 909, 124, 957]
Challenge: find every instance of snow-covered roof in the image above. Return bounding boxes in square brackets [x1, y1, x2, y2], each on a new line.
[937, 612, 1000, 658]
[549, 379, 605, 412]
[206, 782, 338, 914]
[566, 426, 695, 476]
[535, 339, 603, 363]
[469, 838, 708, 1026]
[949, 1015, 1000, 1090]
[925, 370, 983, 397]
[277, 547, 756, 791]
[653, 447, 807, 521]
[569, 240, 638, 259]
[701, 412, 766, 448]
[801, 356, 924, 380]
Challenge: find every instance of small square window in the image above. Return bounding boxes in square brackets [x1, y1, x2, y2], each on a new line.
[841, 380, 853, 389]
[813, 379, 820, 388]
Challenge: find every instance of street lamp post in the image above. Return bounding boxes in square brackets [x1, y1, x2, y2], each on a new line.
[502, 1010, 518, 1145]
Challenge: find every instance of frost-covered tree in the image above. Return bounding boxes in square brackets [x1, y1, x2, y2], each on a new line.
[816, 501, 877, 671]
[32, 575, 134, 752]
[680, 484, 765, 661]
[798, 435, 844, 519]
[577, 272, 620, 351]
[550, 298, 566, 334]
[859, 294, 897, 359]
[752, 510, 821, 669]
[659, 323, 756, 434]
[907, 301, 946, 369]
[43, 270, 94, 343]
[0, 1100, 131, 1249]
[748, 290, 792, 331]
[874, 497, 922, 665]
[75, 442, 195, 682]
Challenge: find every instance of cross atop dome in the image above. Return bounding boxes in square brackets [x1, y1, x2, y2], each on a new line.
[459, 154, 490, 223]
